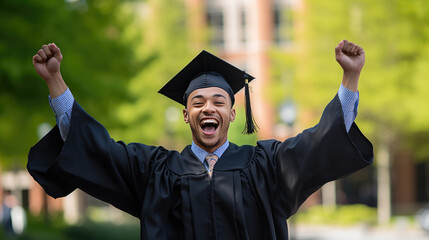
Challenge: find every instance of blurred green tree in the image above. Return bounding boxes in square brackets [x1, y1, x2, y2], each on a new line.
[0, 0, 142, 168]
[110, 0, 195, 149]
[270, 0, 429, 161]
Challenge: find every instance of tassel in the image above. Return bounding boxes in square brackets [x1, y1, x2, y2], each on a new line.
[242, 78, 259, 134]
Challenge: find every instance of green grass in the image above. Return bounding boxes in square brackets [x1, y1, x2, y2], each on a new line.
[294, 204, 377, 226]
[0, 214, 139, 240]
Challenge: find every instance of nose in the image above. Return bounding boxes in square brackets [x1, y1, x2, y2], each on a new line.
[202, 102, 216, 114]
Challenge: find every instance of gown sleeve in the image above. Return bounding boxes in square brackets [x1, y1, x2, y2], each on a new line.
[27, 101, 168, 218]
[254, 94, 373, 219]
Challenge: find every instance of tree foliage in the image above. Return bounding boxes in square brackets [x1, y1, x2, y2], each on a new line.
[110, 0, 195, 149]
[271, 0, 429, 161]
[0, 0, 142, 168]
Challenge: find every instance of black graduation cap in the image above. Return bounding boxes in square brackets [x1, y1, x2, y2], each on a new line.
[158, 50, 258, 134]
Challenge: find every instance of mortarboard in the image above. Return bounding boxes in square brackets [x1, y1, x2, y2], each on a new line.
[158, 50, 258, 134]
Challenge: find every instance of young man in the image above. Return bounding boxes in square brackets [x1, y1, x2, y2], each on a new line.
[28, 40, 373, 240]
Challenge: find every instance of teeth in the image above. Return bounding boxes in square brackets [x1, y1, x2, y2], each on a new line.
[202, 119, 218, 125]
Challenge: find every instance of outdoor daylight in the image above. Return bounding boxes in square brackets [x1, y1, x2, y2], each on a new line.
[1, 0, 429, 239]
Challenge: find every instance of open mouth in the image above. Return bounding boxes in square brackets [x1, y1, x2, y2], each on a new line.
[200, 118, 219, 134]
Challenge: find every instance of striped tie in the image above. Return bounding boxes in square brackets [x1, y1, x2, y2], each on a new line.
[205, 154, 218, 178]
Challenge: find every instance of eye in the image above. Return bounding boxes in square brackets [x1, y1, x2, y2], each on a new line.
[213, 98, 225, 105]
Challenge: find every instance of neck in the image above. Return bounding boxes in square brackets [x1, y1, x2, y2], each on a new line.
[192, 139, 228, 153]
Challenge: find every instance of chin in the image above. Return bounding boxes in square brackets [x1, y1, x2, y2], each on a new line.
[195, 135, 223, 152]
[200, 137, 220, 148]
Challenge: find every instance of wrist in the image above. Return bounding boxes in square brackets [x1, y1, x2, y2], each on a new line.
[46, 73, 68, 98]
[342, 70, 360, 92]
[45, 72, 63, 83]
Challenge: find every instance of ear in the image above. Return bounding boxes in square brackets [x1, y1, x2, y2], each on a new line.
[183, 109, 189, 123]
[230, 108, 236, 122]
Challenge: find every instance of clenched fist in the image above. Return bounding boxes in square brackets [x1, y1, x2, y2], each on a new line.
[33, 43, 67, 98]
[335, 40, 365, 73]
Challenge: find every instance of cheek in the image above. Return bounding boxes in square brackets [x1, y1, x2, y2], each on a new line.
[226, 109, 235, 121]
[188, 111, 199, 124]
[222, 111, 233, 123]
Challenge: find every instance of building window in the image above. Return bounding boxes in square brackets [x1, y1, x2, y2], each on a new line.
[273, 4, 293, 45]
[240, 9, 247, 44]
[206, 9, 225, 47]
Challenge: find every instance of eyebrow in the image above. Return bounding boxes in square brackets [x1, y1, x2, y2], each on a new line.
[213, 94, 226, 99]
[191, 94, 227, 101]
[191, 95, 204, 101]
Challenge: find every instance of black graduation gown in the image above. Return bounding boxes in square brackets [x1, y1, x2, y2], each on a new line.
[27, 94, 373, 240]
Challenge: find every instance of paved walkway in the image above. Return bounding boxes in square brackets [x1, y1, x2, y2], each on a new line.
[292, 224, 429, 240]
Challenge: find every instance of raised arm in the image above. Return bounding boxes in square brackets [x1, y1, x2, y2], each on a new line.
[335, 40, 365, 131]
[33, 43, 73, 140]
[29, 44, 160, 217]
[33, 43, 68, 98]
[258, 40, 372, 218]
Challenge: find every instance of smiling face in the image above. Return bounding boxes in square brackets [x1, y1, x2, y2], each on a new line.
[183, 87, 236, 153]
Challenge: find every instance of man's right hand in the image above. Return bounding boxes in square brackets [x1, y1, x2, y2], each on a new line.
[33, 43, 67, 98]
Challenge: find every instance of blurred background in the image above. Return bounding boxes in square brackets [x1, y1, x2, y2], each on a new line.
[1, 0, 429, 239]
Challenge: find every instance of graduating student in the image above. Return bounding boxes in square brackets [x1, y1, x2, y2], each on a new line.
[28, 40, 373, 240]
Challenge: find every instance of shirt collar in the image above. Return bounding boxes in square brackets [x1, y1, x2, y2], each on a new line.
[191, 140, 230, 164]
